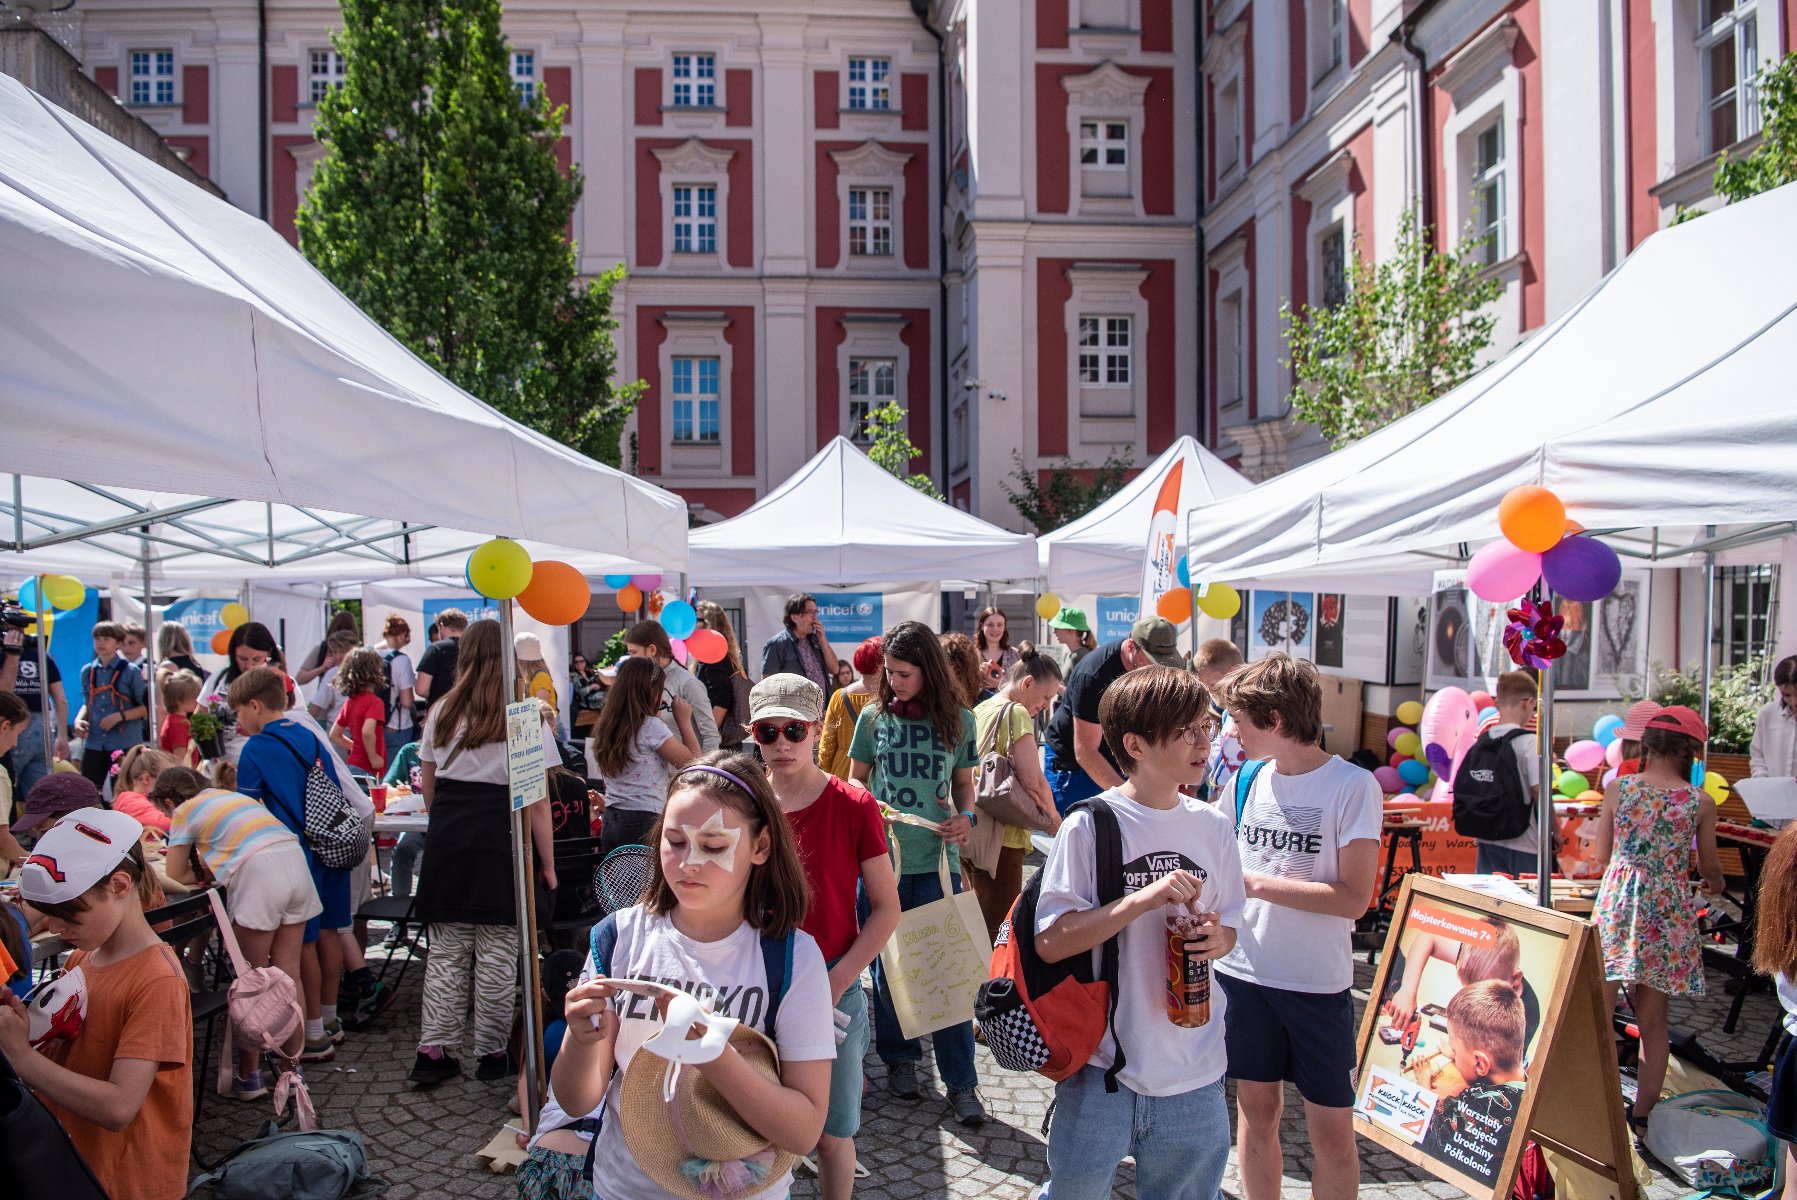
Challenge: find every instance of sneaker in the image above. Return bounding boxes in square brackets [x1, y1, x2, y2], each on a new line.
[343, 982, 397, 1031]
[230, 1071, 268, 1101]
[476, 1050, 516, 1081]
[299, 1036, 336, 1063]
[324, 1018, 346, 1044]
[885, 1061, 920, 1100]
[409, 1051, 462, 1088]
[949, 1089, 987, 1127]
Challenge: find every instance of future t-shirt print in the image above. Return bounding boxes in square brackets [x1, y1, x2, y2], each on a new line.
[1237, 801, 1326, 880]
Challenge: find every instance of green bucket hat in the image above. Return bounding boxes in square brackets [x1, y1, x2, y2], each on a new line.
[1047, 605, 1091, 633]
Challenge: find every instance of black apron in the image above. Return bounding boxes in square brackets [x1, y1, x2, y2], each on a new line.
[414, 776, 516, 926]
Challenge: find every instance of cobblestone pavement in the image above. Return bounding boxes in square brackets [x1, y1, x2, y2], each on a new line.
[189, 925, 1783, 1199]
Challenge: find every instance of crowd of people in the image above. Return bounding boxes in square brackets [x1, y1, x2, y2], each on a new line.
[0, 597, 1793, 1200]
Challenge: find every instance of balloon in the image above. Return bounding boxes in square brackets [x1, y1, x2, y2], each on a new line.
[1703, 771, 1729, 801]
[1467, 539, 1543, 602]
[1564, 739, 1607, 773]
[219, 602, 249, 629]
[1393, 731, 1421, 758]
[660, 600, 698, 640]
[1389, 751, 1411, 771]
[616, 584, 643, 613]
[1176, 557, 1190, 588]
[1593, 714, 1624, 745]
[1557, 770, 1589, 798]
[1397, 759, 1429, 786]
[1576, 790, 1604, 804]
[1605, 739, 1624, 768]
[669, 636, 688, 665]
[517, 560, 592, 625]
[631, 573, 662, 592]
[1498, 484, 1567, 553]
[602, 573, 631, 589]
[1542, 535, 1622, 602]
[1421, 686, 1476, 759]
[687, 628, 728, 665]
[646, 591, 665, 617]
[1387, 726, 1410, 749]
[1395, 700, 1424, 727]
[1470, 690, 1495, 711]
[468, 538, 533, 600]
[1373, 766, 1404, 793]
[16, 578, 42, 613]
[210, 629, 232, 654]
[1196, 582, 1241, 620]
[43, 575, 86, 611]
[1479, 706, 1500, 724]
[1425, 742, 1453, 778]
[1155, 589, 1193, 624]
[1036, 593, 1062, 621]
[1601, 767, 1619, 787]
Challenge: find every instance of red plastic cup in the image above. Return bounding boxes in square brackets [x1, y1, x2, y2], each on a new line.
[370, 784, 388, 813]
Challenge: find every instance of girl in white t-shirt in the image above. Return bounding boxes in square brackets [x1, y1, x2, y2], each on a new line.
[587, 656, 700, 855]
[553, 752, 836, 1200]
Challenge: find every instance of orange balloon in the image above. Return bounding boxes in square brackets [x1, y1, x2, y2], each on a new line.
[1498, 485, 1567, 553]
[616, 584, 643, 613]
[517, 559, 591, 625]
[1155, 589, 1193, 624]
[210, 629, 232, 654]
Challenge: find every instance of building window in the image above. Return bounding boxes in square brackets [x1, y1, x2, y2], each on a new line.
[1078, 317, 1132, 385]
[672, 53, 716, 108]
[1716, 565, 1777, 666]
[129, 50, 176, 106]
[309, 50, 345, 105]
[1699, 0, 1760, 153]
[672, 185, 717, 254]
[1319, 225, 1348, 308]
[512, 51, 536, 105]
[1079, 120, 1129, 169]
[848, 187, 893, 256]
[1469, 120, 1505, 264]
[670, 356, 721, 443]
[847, 57, 891, 110]
[1311, 0, 1345, 82]
[848, 358, 895, 443]
[1216, 81, 1241, 173]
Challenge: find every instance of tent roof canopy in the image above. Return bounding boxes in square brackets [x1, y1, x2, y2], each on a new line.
[687, 438, 1039, 586]
[1184, 180, 1797, 595]
[0, 74, 687, 573]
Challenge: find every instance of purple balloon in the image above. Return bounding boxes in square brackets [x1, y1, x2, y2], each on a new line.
[1425, 742, 1453, 778]
[1541, 535, 1622, 602]
[1373, 766, 1404, 794]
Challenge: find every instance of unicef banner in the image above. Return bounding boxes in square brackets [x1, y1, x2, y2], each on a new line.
[162, 598, 236, 647]
[1095, 596, 1138, 643]
[423, 596, 501, 629]
[813, 593, 883, 643]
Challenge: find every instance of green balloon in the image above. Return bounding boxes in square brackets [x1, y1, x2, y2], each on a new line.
[1557, 770, 1589, 798]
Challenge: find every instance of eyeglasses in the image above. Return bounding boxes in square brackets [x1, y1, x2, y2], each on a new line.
[753, 720, 810, 745]
[1175, 720, 1221, 745]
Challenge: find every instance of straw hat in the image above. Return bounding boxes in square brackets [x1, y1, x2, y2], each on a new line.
[619, 1023, 794, 1199]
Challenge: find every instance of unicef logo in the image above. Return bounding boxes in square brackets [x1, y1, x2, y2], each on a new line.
[855, 603, 873, 617]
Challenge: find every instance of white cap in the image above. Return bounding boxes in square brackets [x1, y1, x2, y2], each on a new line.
[19, 808, 145, 905]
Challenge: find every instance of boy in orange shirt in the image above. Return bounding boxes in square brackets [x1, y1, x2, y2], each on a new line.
[0, 808, 193, 1199]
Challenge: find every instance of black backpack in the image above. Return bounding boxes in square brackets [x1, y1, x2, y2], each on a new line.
[1451, 728, 1532, 840]
[377, 649, 400, 727]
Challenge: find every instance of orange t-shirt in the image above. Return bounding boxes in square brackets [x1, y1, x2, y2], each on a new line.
[41, 942, 193, 1200]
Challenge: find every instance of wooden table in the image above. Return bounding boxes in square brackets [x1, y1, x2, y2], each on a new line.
[373, 812, 429, 834]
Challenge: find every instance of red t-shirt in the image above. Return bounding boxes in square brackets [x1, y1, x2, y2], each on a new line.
[785, 777, 889, 962]
[334, 692, 387, 771]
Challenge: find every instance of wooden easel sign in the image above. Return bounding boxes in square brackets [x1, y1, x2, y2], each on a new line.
[1353, 875, 1637, 1200]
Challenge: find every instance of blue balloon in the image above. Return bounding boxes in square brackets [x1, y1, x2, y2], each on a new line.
[602, 573, 632, 590]
[1397, 759, 1429, 786]
[660, 600, 697, 640]
[1592, 714, 1623, 746]
[1176, 557, 1191, 588]
[1479, 706, 1500, 724]
[16, 577, 40, 613]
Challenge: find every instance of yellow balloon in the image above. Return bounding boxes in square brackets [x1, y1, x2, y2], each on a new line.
[219, 602, 249, 629]
[43, 574, 86, 611]
[1394, 731, 1421, 758]
[1703, 771, 1729, 800]
[468, 538, 534, 600]
[1035, 593, 1062, 621]
[1195, 582, 1241, 620]
[1395, 700, 1424, 726]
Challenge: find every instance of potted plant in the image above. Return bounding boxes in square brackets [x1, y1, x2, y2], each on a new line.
[187, 704, 227, 761]
[1644, 657, 1771, 788]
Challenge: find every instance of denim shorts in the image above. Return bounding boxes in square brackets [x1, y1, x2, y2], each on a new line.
[824, 973, 872, 1139]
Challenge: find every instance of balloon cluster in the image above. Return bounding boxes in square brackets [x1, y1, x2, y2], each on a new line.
[1468, 484, 1622, 604]
[208, 601, 252, 654]
[464, 539, 594, 626]
[601, 572, 663, 616]
[1374, 699, 1440, 798]
[14, 575, 90, 637]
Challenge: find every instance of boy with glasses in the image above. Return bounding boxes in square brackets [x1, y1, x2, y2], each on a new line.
[751, 674, 901, 1200]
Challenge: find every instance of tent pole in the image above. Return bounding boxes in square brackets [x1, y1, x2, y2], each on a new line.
[1537, 648, 1555, 909]
[1700, 526, 1717, 749]
[500, 598, 546, 1128]
[11, 475, 21, 550]
[142, 532, 158, 737]
[34, 576, 53, 769]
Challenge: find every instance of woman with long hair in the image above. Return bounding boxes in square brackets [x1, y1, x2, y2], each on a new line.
[586, 655, 701, 855]
[154, 623, 207, 687]
[694, 600, 749, 748]
[296, 610, 360, 687]
[410, 619, 559, 1087]
[974, 606, 1018, 692]
[965, 646, 1064, 941]
[819, 637, 882, 779]
[847, 621, 986, 1124]
[1752, 824, 1797, 1200]
[199, 621, 286, 764]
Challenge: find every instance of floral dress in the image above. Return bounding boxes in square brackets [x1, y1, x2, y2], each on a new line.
[1593, 776, 1705, 995]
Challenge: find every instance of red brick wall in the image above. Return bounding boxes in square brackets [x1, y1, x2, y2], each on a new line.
[1035, 65, 1072, 214]
[272, 64, 298, 123]
[726, 69, 753, 127]
[182, 65, 208, 124]
[1514, 0, 1546, 330]
[1142, 68, 1176, 215]
[1288, 0, 1307, 124]
[901, 73, 929, 131]
[1038, 0, 1069, 49]
[635, 69, 662, 127]
[1625, 0, 1658, 249]
[94, 66, 118, 98]
[270, 134, 311, 244]
[724, 311, 757, 476]
[1036, 260, 1073, 456]
[1140, 264, 1178, 453]
[681, 488, 756, 518]
[815, 308, 851, 443]
[546, 67, 572, 175]
[165, 136, 209, 179]
[815, 71, 839, 130]
[1142, 0, 1175, 52]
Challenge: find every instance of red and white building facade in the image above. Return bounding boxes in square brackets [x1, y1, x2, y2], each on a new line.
[1203, 0, 1797, 478]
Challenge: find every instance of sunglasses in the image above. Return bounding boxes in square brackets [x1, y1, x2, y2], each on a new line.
[752, 720, 810, 745]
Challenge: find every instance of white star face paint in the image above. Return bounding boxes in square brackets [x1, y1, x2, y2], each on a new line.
[677, 807, 742, 872]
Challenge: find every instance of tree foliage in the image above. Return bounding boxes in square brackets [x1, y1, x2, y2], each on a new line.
[296, 0, 640, 465]
[864, 402, 943, 499]
[1677, 52, 1797, 224]
[1002, 451, 1134, 534]
[1280, 209, 1501, 449]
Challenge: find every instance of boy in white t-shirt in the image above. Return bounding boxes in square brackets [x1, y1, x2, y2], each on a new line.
[1034, 666, 1246, 1199]
[1213, 654, 1382, 1200]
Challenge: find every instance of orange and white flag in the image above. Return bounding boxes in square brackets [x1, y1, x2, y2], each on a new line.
[1137, 461, 1184, 619]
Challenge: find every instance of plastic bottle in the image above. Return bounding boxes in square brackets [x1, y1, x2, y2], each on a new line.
[1165, 908, 1210, 1027]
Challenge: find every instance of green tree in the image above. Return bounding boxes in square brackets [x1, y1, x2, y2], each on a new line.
[1002, 450, 1134, 534]
[1280, 209, 1501, 449]
[864, 401, 943, 499]
[1676, 53, 1797, 223]
[297, 0, 639, 465]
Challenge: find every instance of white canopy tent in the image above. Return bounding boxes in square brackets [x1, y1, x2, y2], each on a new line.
[1184, 180, 1797, 595]
[687, 437, 1039, 586]
[1038, 435, 1250, 595]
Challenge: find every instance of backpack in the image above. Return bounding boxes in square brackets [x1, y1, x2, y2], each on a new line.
[376, 650, 399, 728]
[973, 797, 1127, 1092]
[1452, 729, 1532, 840]
[204, 889, 311, 1127]
[1232, 758, 1271, 826]
[269, 731, 370, 870]
[186, 1120, 387, 1199]
[1643, 1089, 1782, 1194]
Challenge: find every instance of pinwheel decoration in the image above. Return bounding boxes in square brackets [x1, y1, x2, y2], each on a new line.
[1503, 600, 1566, 670]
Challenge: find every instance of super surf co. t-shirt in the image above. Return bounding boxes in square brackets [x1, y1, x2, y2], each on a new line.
[1034, 791, 1246, 1097]
[1216, 755, 1382, 994]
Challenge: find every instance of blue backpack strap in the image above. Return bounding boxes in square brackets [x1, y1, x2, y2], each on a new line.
[759, 930, 795, 1045]
[588, 912, 619, 975]
[1234, 759, 1269, 827]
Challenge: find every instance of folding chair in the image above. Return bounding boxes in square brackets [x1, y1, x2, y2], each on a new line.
[145, 889, 229, 1124]
[357, 891, 425, 997]
[545, 837, 609, 947]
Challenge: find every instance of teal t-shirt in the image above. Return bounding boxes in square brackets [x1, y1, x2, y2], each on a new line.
[848, 705, 978, 876]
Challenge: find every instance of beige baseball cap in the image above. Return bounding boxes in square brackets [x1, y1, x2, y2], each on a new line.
[749, 673, 824, 723]
[1130, 616, 1186, 670]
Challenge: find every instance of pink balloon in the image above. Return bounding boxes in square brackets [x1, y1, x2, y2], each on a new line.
[1565, 739, 1606, 773]
[1387, 726, 1412, 748]
[1467, 539, 1543, 602]
[1601, 766, 1619, 787]
[1374, 766, 1404, 793]
[1605, 739, 1624, 768]
[669, 636, 687, 664]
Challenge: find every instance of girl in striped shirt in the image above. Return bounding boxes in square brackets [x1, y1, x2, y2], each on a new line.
[154, 766, 322, 1099]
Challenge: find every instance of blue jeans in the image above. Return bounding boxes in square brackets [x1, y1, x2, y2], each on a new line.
[383, 725, 414, 772]
[10, 708, 56, 804]
[391, 833, 426, 900]
[1045, 746, 1102, 815]
[1041, 1069, 1230, 1200]
[1476, 842, 1538, 875]
[859, 872, 979, 1093]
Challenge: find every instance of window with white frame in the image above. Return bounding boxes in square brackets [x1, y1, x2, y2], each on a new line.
[1310, 0, 1345, 82]
[1699, 0, 1760, 153]
[1319, 225, 1348, 308]
[1216, 80, 1241, 173]
[1080, 120, 1129, 169]
[1469, 119, 1506, 265]
[1716, 564, 1779, 666]
[309, 50, 345, 105]
[672, 185, 717, 254]
[672, 53, 717, 108]
[847, 58, 891, 110]
[512, 51, 536, 106]
[848, 358, 895, 443]
[848, 187, 893, 256]
[1078, 317, 1132, 386]
[129, 50, 176, 106]
[1218, 293, 1244, 408]
[670, 356, 721, 443]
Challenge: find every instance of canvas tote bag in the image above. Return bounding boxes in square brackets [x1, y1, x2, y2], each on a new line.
[877, 810, 993, 1039]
